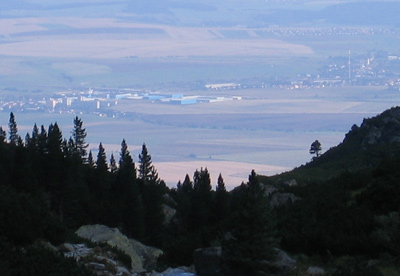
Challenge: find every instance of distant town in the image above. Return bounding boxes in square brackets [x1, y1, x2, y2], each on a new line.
[1, 50, 400, 117]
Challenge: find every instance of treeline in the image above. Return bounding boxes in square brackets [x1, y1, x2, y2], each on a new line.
[5, 110, 399, 275]
[0, 113, 279, 275]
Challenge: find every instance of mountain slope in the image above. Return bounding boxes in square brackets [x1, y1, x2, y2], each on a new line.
[263, 106, 400, 186]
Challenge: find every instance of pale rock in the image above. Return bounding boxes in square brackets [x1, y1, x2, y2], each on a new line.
[270, 249, 296, 273]
[76, 224, 163, 273]
[162, 203, 177, 224]
[60, 243, 75, 252]
[306, 266, 325, 275]
[284, 179, 298, 187]
[270, 192, 299, 208]
[89, 262, 106, 270]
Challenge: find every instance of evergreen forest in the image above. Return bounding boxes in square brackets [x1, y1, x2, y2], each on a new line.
[1, 107, 400, 275]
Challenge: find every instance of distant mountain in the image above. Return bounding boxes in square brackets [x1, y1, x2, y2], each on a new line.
[321, 2, 400, 26]
[3, 0, 400, 27]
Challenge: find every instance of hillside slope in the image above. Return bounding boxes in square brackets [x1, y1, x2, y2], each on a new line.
[263, 106, 400, 186]
[261, 106, 400, 274]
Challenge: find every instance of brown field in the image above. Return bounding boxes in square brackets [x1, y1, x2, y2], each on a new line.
[0, 18, 313, 58]
[3, 85, 398, 190]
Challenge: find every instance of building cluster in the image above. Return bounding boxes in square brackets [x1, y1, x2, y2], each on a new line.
[257, 52, 400, 90]
[0, 88, 242, 116]
[259, 27, 400, 37]
[1, 52, 400, 116]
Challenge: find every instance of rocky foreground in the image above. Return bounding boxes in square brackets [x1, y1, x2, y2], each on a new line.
[55, 224, 195, 276]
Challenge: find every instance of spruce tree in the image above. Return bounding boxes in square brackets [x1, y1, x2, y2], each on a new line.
[192, 168, 212, 227]
[96, 143, 108, 172]
[47, 123, 63, 156]
[31, 123, 39, 146]
[116, 139, 143, 238]
[214, 174, 229, 226]
[87, 151, 95, 168]
[138, 143, 154, 183]
[8, 112, 19, 145]
[176, 174, 193, 230]
[222, 170, 279, 276]
[109, 153, 117, 173]
[38, 125, 48, 154]
[0, 126, 6, 143]
[71, 116, 88, 160]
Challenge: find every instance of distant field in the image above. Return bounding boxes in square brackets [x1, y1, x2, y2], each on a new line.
[2, 13, 400, 189]
[2, 86, 399, 189]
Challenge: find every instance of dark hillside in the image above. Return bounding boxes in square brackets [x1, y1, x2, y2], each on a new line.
[263, 106, 400, 186]
[259, 106, 400, 273]
[1, 108, 400, 275]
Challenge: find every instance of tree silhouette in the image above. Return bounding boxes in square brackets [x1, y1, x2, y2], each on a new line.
[138, 143, 156, 183]
[8, 112, 19, 145]
[71, 116, 88, 161]
[109, 153, 117, 173]
[0, 126, 6, 143]
[309, 140, 322, 158]
[222, 170, 278, 276]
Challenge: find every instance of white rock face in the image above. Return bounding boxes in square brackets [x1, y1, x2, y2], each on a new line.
[76, 224, 163, 273]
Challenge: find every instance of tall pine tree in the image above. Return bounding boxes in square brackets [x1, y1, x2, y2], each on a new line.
[71, 116, 88, 161]
[8, 112, 19, 145]
[138, 143, 157, 184]
[222, 170, 279, 276]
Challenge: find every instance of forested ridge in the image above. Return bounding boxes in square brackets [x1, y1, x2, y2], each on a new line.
[1, 108, 400, 275]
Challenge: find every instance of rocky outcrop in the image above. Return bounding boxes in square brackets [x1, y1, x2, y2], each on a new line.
[269, 192, 299, 208]
[306, 266, 325, 275]
[76, 224, 163, 273]
[60, 242, 132, 276]
[353, 107, 400, 146]
[162, 203, 177, 225]
[269, 249, 296, 274]
[193, 247, 222, 276]
[193, 247, 296, 276]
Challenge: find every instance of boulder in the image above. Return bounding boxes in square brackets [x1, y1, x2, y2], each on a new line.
[269, 249, 296, 274]
[284, 179, 298, 187]
[269, 193, 299, 208]
[162, 267, 195, 276]
[162, 203, 177, 225]
[193, 247, 222, 276]
[76, 224, 163, 273]
[306, 266, 325, 275]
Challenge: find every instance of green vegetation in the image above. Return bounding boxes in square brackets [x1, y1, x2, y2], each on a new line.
[1, 107, 400, 275]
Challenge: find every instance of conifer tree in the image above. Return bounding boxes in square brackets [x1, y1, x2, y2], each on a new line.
[8, 112, 19, 145]
[109, 153, 117, 173]
[175, 174, 193, 230]
[222, 170, 279, 276]
[138, 143, 154, 183]
[38, 125, 48, 154]
[47, 123, 63, 156]
[310, 140, 322, 158]
[87, 151, 95, 168]
[116, 139, 143, 238]
[31, 123, 39, 144]
[214, 174, 229, 224]
[179, 174, 193, 194]
[46, 123, 67, 221]
[24, 133, 31, 147]
[0, 126, 6, 143]
[190, 168, 212, 232]
[96, 143, 108, 172]
[71, 116, 88, 160]
[142, 176, 165, 247]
